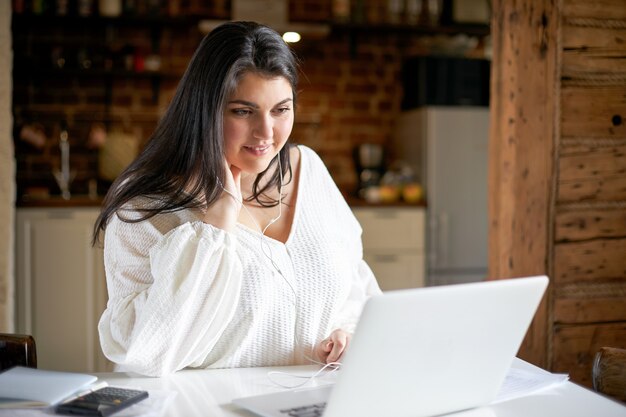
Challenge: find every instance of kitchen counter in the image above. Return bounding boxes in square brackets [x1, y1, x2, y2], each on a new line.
[344, 195, 427, 208]
[16, 195, 425, 209]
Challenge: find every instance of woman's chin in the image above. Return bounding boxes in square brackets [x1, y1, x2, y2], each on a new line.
[240, 158, 277, 175]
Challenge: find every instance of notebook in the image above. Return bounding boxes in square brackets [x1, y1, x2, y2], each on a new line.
[233, 275, 549, 417]
[0, 366, 98, 408]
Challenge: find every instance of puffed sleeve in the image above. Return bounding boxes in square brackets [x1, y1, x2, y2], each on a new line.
[98, 215, 242, 376]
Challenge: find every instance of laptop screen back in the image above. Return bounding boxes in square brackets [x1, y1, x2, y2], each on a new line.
[324, 276, 548, 417]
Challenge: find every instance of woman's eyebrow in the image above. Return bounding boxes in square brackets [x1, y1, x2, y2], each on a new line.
[228, 98, 293, 108]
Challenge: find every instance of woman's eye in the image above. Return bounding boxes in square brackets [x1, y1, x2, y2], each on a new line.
[232, 109, 252, 116]
[274, 107, 291, 115]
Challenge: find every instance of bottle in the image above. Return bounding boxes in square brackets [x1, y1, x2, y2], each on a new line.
[123, 0, 137, 15]
[332, 0, 350, 22]
[31, 0, 45, 14]
[426, 0, 442, 25]
[406, 0, 420, 24]
[56, 0, 69, 15]
[387, 0, 404, 24]
[77, 0, 94, 16]
[351, 0, 365, 23]
[13, 0, 26, 14]
[99, 0, 122, 16]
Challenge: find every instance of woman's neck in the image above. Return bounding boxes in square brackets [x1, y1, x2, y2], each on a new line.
[240, 168, 281, 204]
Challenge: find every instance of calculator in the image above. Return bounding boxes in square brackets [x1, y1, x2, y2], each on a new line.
[56, 386, 149, 417]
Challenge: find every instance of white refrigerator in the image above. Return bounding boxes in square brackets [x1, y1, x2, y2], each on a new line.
[394, 106, 489, 286]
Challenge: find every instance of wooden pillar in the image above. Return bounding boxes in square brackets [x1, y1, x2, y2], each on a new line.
[488, 0, 559, 368]
[0, 1, 15, 333]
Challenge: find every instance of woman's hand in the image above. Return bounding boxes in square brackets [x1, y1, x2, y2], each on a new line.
[222, 163, 243, 203]
[314, 329, 351, 364]
[202, 162, 242, 231]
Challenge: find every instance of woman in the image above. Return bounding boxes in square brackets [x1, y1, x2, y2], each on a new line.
[94, 21, 381, 377]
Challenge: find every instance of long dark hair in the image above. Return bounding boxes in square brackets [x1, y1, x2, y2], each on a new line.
[93, 21, 299, 244]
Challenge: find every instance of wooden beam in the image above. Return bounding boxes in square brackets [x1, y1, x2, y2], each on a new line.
[555, 209, 626, 241]
[562, 0, 626, 20]
[562, 25, 626, 74]
[554, 238, 626, 282]
[488, 0, 559, 368]
[561, 87, 626, 138]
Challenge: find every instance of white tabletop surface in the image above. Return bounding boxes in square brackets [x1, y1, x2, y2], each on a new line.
[96, 358, 626, 417]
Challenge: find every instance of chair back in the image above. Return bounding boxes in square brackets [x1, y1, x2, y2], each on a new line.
[0, 333, 37, 370]
[592, 346, 626, 403]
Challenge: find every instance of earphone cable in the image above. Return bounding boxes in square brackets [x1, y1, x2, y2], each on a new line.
[217, 156, 340, 379]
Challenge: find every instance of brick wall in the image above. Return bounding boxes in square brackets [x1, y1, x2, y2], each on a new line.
[12, 0, 484, 199]
[291, 31, 404, 187]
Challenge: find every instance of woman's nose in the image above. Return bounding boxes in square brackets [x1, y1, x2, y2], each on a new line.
[253, 114, 273, 139]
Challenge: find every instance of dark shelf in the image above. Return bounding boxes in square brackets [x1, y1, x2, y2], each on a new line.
[11, 13, 211, 29]
[12, 66, 182, 80]
[330, 21, 490, 37]
[328, 20, 489, 57]
[12, 13, 188, 107]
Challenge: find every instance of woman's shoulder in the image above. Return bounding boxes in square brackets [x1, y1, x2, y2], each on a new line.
[111, 196, 202, 236]
[114, 196, 164, 222]
[295, 144, 330, 174]
[295, 144, 319, 160]
[294, 144, 345, 198]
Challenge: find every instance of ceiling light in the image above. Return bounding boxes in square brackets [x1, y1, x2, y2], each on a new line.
[282, 32, 301, 43]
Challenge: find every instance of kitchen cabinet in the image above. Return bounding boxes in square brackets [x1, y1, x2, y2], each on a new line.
[352, 207, 425, 290]
[15, 208, 111, 372]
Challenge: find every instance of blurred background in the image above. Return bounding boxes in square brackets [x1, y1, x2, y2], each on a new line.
[11, 0, 491, 201]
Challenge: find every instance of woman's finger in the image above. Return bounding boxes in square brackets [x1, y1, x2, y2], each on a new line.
[220, 161, 242, 202]
[327, 331, 349, 363]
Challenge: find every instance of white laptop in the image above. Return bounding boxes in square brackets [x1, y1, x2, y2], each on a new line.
[233, 275, 548, 417]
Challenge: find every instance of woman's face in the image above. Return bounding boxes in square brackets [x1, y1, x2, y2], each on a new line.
[223, 72, 294, 176]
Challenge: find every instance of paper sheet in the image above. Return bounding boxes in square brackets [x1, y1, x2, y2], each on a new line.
[493, 366, 569, 403]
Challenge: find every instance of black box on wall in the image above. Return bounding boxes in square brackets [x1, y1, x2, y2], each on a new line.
[401, 56, 491, 109]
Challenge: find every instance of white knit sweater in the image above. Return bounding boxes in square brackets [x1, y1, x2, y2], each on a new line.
[98, 145, 381, 376]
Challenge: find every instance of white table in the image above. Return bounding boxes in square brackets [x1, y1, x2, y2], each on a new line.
[97, 358, 626, 417]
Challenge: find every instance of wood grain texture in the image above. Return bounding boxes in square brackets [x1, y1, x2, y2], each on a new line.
[562, 0, 626, 20]
[562, 25, 626, 74]
[553, 322, 626, 387]
[561, 86, 626, 138]
[554, 282, 626, 323]
[558, 175, 626, 202]
[555, 209, 626, 241]
[558, 143, 626, 181]
[554, 238, 626, 282]
[488, 0, 558, 368]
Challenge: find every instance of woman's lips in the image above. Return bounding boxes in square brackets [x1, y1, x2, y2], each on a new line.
[243, 144, 271, 156]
